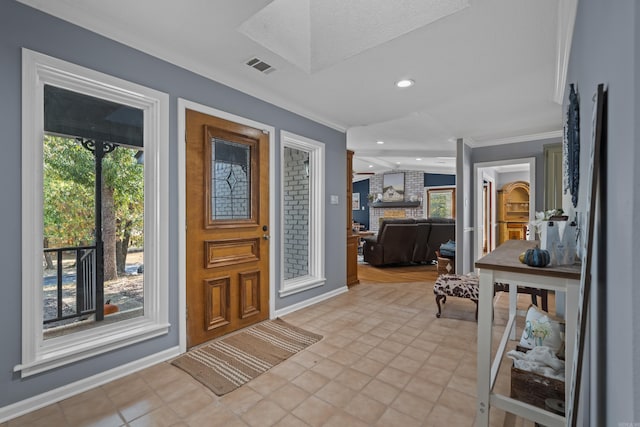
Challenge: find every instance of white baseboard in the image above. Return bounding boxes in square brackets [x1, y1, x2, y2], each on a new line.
[0, 346, 181, 423]
[275, 285, 349, 318]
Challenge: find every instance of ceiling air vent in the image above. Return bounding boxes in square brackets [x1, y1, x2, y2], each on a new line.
[246, 57, 275, 74]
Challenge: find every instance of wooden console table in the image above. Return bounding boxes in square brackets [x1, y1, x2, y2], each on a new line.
[475, 240, 581, 427]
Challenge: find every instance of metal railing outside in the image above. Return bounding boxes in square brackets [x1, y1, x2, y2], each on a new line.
[43, 245, 97, 324]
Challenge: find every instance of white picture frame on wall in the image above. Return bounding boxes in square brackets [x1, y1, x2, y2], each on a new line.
[352, 192, 360, 210]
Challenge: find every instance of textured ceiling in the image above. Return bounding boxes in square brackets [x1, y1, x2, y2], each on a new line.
[15, 0, 574, 176]
[239, 0, 469, 73]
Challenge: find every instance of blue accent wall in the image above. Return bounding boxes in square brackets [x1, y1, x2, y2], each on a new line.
[0, 0, 346, 408]
[424, 173, 455, 187]
[352, 179, 370, 229]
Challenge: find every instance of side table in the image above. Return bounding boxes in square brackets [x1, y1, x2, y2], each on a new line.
[475, 240, 581, 427]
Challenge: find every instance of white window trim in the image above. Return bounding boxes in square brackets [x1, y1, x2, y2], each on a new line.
[17, 49, 170, 377]
[279, 131, 325, 297]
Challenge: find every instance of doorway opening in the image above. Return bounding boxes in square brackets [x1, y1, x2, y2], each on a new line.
[473, 158, 535, 265]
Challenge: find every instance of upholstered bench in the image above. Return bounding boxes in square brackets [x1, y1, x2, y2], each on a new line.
[434, 275, 549, 320]
[433, 274, 479, 320]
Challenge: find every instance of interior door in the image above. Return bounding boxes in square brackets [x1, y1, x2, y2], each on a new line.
[186, 109, 270, 348]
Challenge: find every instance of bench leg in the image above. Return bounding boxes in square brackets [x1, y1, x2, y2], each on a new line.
[540, 289, 549, 312]
[435, 294, 446, 318]
[530, 289, 549, 312]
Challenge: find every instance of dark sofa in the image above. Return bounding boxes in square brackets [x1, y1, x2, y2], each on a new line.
[362, 218, 455, 266]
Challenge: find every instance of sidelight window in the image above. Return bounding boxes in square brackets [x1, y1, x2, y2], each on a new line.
[279, 131, 325, 296]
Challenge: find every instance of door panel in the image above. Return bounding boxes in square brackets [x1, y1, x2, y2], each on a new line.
[186, 109, 269, 348]
[204, 238, 260, 268]
[203, 277, 230, 330]
[239, 270, 261, 319]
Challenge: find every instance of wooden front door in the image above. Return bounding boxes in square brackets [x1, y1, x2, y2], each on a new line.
[186, 109, 270, 348]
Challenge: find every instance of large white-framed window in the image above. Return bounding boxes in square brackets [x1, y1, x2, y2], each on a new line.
[279, 131, 325, 297]
[17, 49, 170, 377]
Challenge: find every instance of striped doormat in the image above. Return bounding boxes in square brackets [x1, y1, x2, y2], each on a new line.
[171, 318, 322, 396]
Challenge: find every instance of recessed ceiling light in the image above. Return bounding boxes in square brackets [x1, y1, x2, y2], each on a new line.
[396, 162, 401, 165]
[376, 140, 384, 145]
[368, 165, 373, 168]
[416, 158, 422, 161]
[396, 79, 415, 88]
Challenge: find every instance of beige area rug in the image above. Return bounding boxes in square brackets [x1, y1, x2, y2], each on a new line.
[171, 318, 322, 396]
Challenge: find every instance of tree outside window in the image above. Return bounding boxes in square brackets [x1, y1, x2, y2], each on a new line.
[427, 187, 456, 219]
[42, 134, 145, 332]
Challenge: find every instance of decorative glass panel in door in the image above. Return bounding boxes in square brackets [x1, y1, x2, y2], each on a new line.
[211, 139, 251, 220]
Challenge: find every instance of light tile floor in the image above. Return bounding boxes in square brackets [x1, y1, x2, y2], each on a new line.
[4, 281, 547, 426]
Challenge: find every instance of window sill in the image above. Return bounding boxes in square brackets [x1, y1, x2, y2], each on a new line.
[279, 276, 325, 298]
[15, 318, 170, 377]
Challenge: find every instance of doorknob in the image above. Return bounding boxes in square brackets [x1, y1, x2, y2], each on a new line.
[263, 234, 270, 240]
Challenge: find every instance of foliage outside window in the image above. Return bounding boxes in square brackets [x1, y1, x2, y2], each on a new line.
[43, 135, 145, 332]
[427, 187, 456, 219]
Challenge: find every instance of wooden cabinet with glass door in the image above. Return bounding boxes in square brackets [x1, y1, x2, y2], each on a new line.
[497, 181, 530, 245]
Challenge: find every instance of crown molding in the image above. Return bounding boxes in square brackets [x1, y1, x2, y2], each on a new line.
[352, 149, 456, 158]
[469, 130, 563, 148]
[553, 0, 579, 104]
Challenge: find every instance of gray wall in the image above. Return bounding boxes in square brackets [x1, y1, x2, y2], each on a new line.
[496, 171, 530, 189]
[567, 0, 639, 424]
[0, 1, 346, 408]
[471, 137, 561, 212]
[456, 139, 473, 273]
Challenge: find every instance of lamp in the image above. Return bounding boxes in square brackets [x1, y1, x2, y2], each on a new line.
[303, 158, 309, 178]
